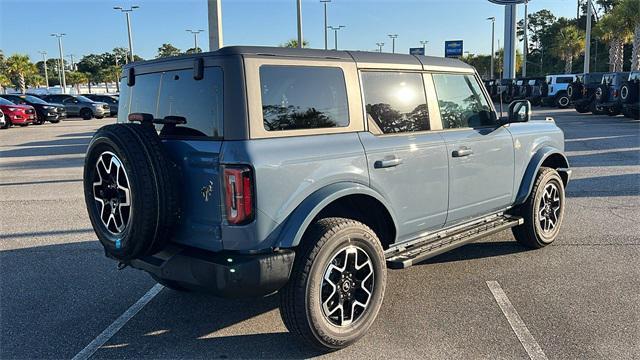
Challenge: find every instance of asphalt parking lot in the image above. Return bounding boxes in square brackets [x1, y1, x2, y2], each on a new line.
[1, 109, 639, 360]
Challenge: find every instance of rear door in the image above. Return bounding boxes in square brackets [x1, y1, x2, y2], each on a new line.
[119, 66, 225, 251]
[431, 73, 515, 225]
[358, 71, 448, 242]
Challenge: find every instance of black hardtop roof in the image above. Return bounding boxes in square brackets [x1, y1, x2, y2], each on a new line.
[124, 45, 472, 70]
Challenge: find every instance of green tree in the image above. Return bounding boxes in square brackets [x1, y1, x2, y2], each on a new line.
[0, 73, 11, 94]
[185, 47, 203, 54]
[66, 71, 89, 93]
[280, 39, 309, 48]
[595, 12, 632, 71]
[616, 0, 640, 70]
[5, 54, 37, 94]
[518, 9, 557, 52]
[157, 43, 182, 58]
[552, 25, 586, 73]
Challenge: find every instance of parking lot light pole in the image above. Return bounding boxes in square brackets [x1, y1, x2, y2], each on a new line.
[522, 0, 528, 77]
[38, 51, 49, 89]
[51, 33, 66, 94]
[420, 40, 428, 55]
[376, 42, 385, 53]
[328, 25, 345, 50]
[66, 54, 75, 71]
[296, 0, 303, 48]
[320, 0, 332, 50]
[387, 34, 398, 54]
[186, 29, 205, 52]
[487, 17, 496, 79]
[584, 0, 593, 73]
[113, 5, 139, 63]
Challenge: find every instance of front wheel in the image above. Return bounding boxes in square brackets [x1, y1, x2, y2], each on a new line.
[80, 108, 93, 120]
[512, 167, 565, 249]
[279, 217, 386, 351]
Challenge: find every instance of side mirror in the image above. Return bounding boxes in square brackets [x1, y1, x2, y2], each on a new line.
[507, 100, 531, 123]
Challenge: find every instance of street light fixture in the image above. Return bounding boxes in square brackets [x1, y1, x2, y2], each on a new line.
[51, 33, 67, 94]
[66, 54, 75, 71]
[320, 0, 332, 50]
[419, 40, 428, 55]
[38, 51, 49, 89]
[113, 5, 140, 63]
[387, 34, 398, 54]
[487, 17, 496, 79]
[328, 25, 345, 50]
[376, 42, 385, 53]
[186, 29, 205, 53]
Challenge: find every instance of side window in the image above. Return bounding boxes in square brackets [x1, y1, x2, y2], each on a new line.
[260, 65, 349, 131]
[556, 77, 573, 84]
[432, 73, 494, 129]
[157, 67, 224, 138]
[361, 71, 429, 134]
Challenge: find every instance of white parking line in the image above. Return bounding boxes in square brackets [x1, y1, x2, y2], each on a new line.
[71, 284, 164, 360]
[486, 281, 548, 360]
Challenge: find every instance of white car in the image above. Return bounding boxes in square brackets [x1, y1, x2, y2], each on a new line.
[0, 109, 6, 129]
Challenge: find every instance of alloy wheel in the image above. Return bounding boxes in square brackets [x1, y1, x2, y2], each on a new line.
[538, 183, 561, 234]
[92, 151, 131, 235]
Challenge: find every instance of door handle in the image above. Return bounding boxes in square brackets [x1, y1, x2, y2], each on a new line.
[374, 157, 403, 169]
[452, 148, 473, 157]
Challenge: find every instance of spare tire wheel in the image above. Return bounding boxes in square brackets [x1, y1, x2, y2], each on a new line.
[83, 123, 181, 261]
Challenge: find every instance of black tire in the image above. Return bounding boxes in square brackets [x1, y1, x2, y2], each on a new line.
[1, 119, 9, 129]
[512, 167, 565, 249]
[575, 103, 590, 113]
[83, 123, 181, 261]
[619, 81, 639, 104]
[594, 84, 608, 103]
[589, 101, 607, 115]
[555, 92, 570, 108]
[606, 107, 620, 116]
[49, 119, 60, 124]
[280, 217, 386, 351]
[151, 275, 192, 292]
[96, 115, 104, 119]
[80, 108, 93, 120]
[622, 105, 640, 120]
[567, 83, 583, 100]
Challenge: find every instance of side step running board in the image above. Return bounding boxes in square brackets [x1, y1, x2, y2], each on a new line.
[386, 214, 523, 269]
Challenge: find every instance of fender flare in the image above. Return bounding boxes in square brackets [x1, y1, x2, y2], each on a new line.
[274, 182, 398, 249]
[515, 146, 570, 205]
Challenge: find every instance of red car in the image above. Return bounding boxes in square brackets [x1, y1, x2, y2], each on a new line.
[0, 97, 36, 128]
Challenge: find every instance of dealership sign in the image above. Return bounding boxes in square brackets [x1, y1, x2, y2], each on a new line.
[409, 47, 425, 56]
[444, 40, 463, 58]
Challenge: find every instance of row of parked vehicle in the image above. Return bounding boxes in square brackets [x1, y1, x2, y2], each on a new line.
[0, 93, 119, 129]
[483, 71, 639, 120]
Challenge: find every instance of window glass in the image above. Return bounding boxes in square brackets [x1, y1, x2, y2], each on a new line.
[116, 77, 131, 123]
[0, 97, 14, 105]
[157, 67, 224, 138]
[361, 71, 429, 134]
[128, 72, 161, 118]
[556, 77, 574, 84]
[260, 66, 349, 131]
[432, 73, 495, 129]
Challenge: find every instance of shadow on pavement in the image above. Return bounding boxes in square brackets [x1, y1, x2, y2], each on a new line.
[417, 241, 527, 266]
[57, 131, 95, 138]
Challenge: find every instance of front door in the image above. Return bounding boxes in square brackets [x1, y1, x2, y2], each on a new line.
[431, 73, 515, 225]
[358, 71, 448, 243]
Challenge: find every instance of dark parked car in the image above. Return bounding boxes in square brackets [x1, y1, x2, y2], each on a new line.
[0, 94, 66, 124]
[594, 72, 630, 116]
[569, 72, 606, 114]
[41, 94, 109, 120]
[82, 94, 119, 116]
[0, 97, 36, 127]
[83, 46, 570, 350]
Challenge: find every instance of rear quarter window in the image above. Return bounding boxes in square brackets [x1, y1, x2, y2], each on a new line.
[259, 65, 349, 131]
[556, 77, 573, 84]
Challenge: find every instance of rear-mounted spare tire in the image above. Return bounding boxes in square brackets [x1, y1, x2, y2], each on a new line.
[83, 123, 180, 261]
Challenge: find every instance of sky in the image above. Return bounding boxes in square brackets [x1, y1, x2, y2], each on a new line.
[0, 0, 578, 63]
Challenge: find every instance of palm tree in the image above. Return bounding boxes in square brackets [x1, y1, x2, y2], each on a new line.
[5, 54, 36, 94]
[0, 73, 11, 94]
[617, 0, 640, 70]
[595, 13, 632, 71]
[280, 39, 309, 48]
[66, 71, 89, 93]
[552, 25, 585, 74]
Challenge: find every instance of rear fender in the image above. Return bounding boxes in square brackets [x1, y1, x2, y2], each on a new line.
[274, 182, 397, 249]
[515, 147, 570, 205]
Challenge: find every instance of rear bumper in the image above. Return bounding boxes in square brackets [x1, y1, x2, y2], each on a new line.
[129, 244, 295, 298]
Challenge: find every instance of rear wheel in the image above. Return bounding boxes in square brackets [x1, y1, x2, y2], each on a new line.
[280, 217, 386, 350]
[590, 101, 607, 115]
[555, 93, 570, 108]
[80, 108, 93, 120]
[575, 103, 590, 113]
[512, 167, 565, 249]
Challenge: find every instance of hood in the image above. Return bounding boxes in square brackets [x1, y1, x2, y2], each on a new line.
[0, 103, 34, 111]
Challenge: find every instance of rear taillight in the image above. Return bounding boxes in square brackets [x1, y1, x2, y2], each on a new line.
[223, 166, 254, 225]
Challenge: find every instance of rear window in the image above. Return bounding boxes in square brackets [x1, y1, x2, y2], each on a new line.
[259, 65, 349, 131]
[556, 77, 573, 84]
[586, 74, 603, 84]
[118, 67, 223, 138]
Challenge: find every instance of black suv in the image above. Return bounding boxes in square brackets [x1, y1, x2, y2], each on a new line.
[521, 77, 547, 106]
[0, 94, 66, 124]
[594, 72, 630, 116]
[620, 71, 639, 120]
[568, 72, 605, 114]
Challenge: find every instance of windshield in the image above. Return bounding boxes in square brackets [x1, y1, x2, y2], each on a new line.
[75, 95, 94, 103]
[23, 95, 48, 104]
[0, 98, 15, 106]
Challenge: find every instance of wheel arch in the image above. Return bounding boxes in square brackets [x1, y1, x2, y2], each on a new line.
[274, 182, 398, 250]
[515, 147, 570, 205]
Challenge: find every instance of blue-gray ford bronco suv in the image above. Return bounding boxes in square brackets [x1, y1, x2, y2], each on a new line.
[83, 46, 571, 350]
